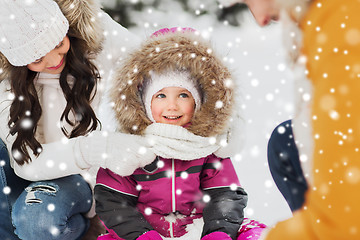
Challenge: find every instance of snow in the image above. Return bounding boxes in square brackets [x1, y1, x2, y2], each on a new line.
[101, 0, 294, 227]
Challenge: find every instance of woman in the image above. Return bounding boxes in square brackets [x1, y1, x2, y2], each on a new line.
[0, 0, 154, 239]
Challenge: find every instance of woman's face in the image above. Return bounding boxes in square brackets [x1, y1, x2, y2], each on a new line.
[27, 36, 70, 74]
[243, 0, 280, 26]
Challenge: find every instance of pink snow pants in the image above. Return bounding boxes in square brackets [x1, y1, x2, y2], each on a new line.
[97, 218, 266, 240]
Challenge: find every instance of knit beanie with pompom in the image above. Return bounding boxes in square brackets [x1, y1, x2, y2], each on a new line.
[0, 0, 69, 66]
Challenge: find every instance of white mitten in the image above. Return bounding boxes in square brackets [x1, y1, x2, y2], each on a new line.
[13, 131, 155, 181]
[77, 131, 156, 176]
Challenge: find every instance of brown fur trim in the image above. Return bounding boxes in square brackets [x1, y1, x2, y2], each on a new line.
[55, 0, 104, 54]
[0, 52, 11, 81]
[111, 31, 235, 137]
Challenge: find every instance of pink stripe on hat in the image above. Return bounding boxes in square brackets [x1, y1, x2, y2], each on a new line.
[151, 27, 196, 37]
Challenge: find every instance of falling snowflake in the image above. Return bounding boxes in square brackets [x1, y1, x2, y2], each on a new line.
[277, 126, 286, 134]
[202, 194, 211, 203]
[144, 207, 153, 215]
[20, 118, 33, 129]
[3, 186, 11, 195]
[47, 204, 55, 212]
[215, 100, 223, 108]
[49, 226, 60, 237]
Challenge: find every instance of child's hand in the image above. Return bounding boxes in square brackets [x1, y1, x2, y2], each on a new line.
[201, 232, 232, 240]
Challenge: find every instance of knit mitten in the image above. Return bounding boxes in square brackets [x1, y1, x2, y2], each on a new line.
[137, 230, 163, 240]
[201, 232, 232, 240]
[77, 130, 156, 176]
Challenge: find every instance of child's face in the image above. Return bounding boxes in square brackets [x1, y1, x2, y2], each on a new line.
[151, 87, 195, 126]
[27, 36, 70, 74]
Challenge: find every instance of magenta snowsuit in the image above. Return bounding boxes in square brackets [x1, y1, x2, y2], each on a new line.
[95, 154, 247, 239]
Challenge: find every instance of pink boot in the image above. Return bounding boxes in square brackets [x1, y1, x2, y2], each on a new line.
[237, 218, 267, 240]
[97, 234, 116, 240]
[97, 230, 162, 240]
[97, 229, 123, 240]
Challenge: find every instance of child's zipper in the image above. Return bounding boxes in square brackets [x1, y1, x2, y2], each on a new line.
[170, 158, 176, 238]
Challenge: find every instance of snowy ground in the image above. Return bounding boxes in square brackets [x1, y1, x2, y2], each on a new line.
[102, 1, 295, 226]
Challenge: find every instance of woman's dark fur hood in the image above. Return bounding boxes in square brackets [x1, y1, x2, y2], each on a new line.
[111, 29, 236, 137]
[0, 0, 103, 80]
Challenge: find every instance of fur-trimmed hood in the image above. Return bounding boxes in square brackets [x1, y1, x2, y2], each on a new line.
[0, 0, 104, 80]
[54, 0, 103, 54]
[111, 29, 235, 138]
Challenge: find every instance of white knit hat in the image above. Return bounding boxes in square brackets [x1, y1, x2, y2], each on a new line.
[142, 70, 202, 123]
[0, 0, 69, 66]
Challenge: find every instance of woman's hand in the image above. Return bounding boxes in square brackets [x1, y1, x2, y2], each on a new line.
[78, 131, 156, 176]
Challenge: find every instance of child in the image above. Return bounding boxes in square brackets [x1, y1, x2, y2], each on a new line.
[95, 27, 266, 240]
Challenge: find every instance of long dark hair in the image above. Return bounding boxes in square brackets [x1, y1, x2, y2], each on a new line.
[8, 28, 101, 165]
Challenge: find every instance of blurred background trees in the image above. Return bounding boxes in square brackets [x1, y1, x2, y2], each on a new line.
[100, 0, 247, 28]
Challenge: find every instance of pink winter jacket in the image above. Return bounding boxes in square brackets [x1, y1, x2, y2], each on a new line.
[95, 154, 247, 240]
